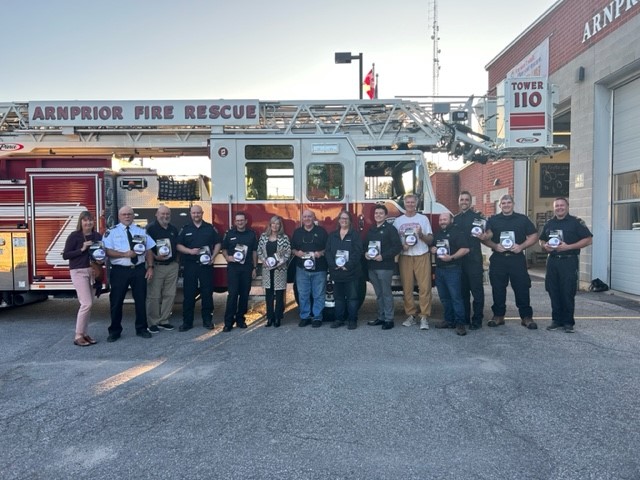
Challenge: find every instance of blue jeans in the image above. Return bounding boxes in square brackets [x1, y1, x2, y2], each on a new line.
[435, 265, 466, 326]
[333, 280, 359, 324]
[368, 269, 394, 322]
[296, 267, 326, 320]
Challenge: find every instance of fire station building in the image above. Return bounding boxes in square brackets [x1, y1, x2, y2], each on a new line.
[435, 0, 640, 296]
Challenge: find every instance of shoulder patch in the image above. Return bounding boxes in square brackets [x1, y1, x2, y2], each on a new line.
[103, 229, 111, 238]
[577, 218, 587, 226]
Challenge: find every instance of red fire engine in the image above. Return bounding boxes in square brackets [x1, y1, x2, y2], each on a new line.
[0, 96, 557, 309]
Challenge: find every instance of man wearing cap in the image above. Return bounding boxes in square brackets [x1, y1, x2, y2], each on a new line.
[103, 206, 156, 342]
[145, 205, 180, 333]
[221, 212, 258, 332]
[482, 194, 538, 330]
[176, 205, 221, 331]
[539, 197, 593, 333]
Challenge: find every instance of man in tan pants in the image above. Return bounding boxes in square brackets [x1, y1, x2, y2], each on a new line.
[146, 205, 180, 332]
[393, 194, 434, 330]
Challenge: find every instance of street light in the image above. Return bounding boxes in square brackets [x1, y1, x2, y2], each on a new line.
[335, 52, 363, 99]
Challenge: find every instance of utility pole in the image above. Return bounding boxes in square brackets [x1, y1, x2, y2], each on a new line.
[429, 0, 441, 96]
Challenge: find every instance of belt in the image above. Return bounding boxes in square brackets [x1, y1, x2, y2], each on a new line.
[549, 254, 578, 259]
[112, 264, 145, 269]
[155, 261, 175, 266]
[497, 252, 521, 257]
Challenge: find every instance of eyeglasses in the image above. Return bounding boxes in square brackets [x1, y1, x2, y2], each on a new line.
[121, 213, 134, 216]
[339, 217, 349, 221]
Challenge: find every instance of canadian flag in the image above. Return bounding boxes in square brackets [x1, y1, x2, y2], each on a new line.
[363, 66, 376, 99]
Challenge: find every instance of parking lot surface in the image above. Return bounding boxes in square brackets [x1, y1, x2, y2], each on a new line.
[1, 276, 639, 480]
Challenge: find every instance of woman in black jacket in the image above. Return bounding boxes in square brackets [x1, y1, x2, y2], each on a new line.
[325, 211, 363, 329]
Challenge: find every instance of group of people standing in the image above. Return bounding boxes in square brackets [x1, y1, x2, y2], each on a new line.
[63, 190, 592, 346]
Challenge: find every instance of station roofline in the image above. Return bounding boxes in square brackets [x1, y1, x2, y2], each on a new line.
[484, 0, 564, 71]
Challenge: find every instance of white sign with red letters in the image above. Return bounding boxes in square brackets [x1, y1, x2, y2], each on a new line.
[503, 77, 552, 148]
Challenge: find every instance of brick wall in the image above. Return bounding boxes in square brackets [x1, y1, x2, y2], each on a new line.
[431, 160, 516, 217]
[488, 0, 640, 90]
[430, 171, 458, 213]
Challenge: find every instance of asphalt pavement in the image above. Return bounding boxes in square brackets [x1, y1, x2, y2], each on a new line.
[1, 273, 639, 480]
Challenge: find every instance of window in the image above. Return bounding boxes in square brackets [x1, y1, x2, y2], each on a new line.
[613, 170, 640, 230]
[245, 162, 294, 200]
[364, 161, 416, 200]
[307, 163, 343, 201]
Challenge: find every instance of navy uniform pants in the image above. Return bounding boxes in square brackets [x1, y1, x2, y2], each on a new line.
[545, 255, 579, 327]
[461, 256, 485, 326]
[182, 262, 214, 327]
[108, 264, 148, 335]
[488, 253, 532, 319]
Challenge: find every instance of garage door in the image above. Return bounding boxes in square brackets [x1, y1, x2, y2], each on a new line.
[611, 77, 640, 295]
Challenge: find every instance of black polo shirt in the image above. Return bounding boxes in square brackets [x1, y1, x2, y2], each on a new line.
[222, 228, 258, 271]
[486, 212, 537, 247]
[291, 225, 328, 271]
[146, 221, 179, 265]
[540, 214, 592, 256]
[453, 209, 485, 263]
[176, 221, 221, 264]
[433, 224, 468, 268]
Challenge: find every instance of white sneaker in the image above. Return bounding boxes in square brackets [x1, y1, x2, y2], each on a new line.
[420, 317, 430, 330]
[402, 315, 417, 327]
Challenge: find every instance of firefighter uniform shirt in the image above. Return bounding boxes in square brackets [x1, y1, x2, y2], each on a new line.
[103, 223, 155, 266]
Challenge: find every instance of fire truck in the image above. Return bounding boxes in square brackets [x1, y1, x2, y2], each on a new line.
[0, 96, 555, 310]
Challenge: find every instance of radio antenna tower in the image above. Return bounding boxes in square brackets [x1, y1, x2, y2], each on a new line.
[429, 0, 441, 96]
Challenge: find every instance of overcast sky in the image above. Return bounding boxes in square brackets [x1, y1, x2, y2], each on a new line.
[3, 0, 558, 102]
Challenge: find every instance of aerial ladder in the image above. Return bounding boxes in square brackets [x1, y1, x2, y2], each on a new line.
[0, 98, 561, 163]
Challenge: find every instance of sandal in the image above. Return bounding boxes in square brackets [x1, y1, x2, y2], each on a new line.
[74, 337, 91, 347]
[83, 335, 97, 345]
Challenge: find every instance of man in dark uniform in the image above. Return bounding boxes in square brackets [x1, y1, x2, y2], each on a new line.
[103, 205, 156, 342]
[481, 194, 539, 330]
[539, 197, 593, 333]
[430, 213, 470, 336]
[176, 205, 221, 331]
[453, 190, 486, 330]
[221, 212, 258, 332]
[146, 205, 179, 332]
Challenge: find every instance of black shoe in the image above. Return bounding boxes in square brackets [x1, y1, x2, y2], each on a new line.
[367, 319, 384, 326]
[106, 334, 120, 343]
[274, 319, 281, 328]
[147, 325, 160, 334]
[203, 323, 215, 330]
[178, 324, 193, 332]
[330, 321, 344, 329]
[137, 330, 152, 339]
[298, 318, 312, 327]
[236, 321, 247, 329]
[265, 318, 274, 327]
[381, 322, 394, 330]
[222, 325, 232, 332]
[469, 324, 482, 330]
[456, 325, 467, 336]
[564, 325, 575, 333]
[347, 321, 357, 330]
[311, 320, 322, 328]
[546, 322, 563, 331]
[158, 323, 175, 331]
